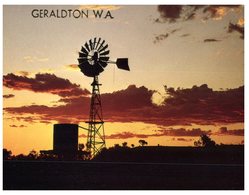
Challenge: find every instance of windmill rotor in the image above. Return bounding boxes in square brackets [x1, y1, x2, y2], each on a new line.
[78, 37, 130, 77]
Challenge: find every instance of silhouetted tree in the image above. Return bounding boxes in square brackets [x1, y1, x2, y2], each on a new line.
[79, 144, 85, 151]
[139, 139, 148, 146]
[201, 134, 216, 147]
[131, 144, 135, 148]
[122, 142, 128, 147]
[28, 150, 38, 160]
[15, 154, 26, 160]
[3, 148, 12, 160]
[194, 140, 202, 147]
[114, 144, 120, 148]
[194, 134, 216, 148]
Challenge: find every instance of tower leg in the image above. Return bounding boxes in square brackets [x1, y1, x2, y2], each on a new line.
[86, 76, 106, 157]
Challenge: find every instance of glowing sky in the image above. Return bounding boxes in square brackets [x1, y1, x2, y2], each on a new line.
[3, 5, 244, 155]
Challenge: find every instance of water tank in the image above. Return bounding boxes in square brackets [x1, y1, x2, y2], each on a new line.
[53, 124, 78, 159]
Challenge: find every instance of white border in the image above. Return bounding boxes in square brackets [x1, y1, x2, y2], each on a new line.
[1, 0, 247, 194]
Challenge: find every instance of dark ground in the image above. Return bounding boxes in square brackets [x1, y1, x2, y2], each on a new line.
[3, 146, 244, 190]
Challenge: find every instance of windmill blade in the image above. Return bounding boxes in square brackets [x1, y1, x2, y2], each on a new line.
[78, 58, 88, 64]
[92, 37, 97, 49]
[89, 39, 93, 50]
[95, 38, 101, 50]
[84, 42, 90, 52]
[98, 44, 108, 53]
[97, 40, 105, 51]
[81, 46, 88, 54]
[116, 58, 130, 71]
[100, 50, 110, 56]
[99, 61, 108, 68]
[79, 63, 95, 77]
[95, 63, 104, 73]
[79, 52, 88, 58]
[99, 56, 109, 62]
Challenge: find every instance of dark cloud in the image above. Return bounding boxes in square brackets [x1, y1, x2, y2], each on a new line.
[9, 125, 17, 128]
[176, 138, 193, 142]
[4, 83, 244, 126]
[80, 127, 211, 140]
[161, 84, 244, 125]
[155, 5, 203, 23]
[203, 39, 220, 42]
[102, 85, 155, 112]
[155, 5, 243, 41]
[105, 132, 150, 139]
[156, 5, 241, 23]
[9, 124, 27, 128]
[156, 128, 211, 137]
[3, 73, 90, 98]
[180, 34, 190, 37]
[154, 33, 169, 44]
[4, 98, 90, 124]
[228, 22, 244, 39]
[154, 28, 181, 44]
[3, 94, 15, 99]
[216, 127, 244, 136]
[170, 28, 181, 34]
[157, 5, 183, 22]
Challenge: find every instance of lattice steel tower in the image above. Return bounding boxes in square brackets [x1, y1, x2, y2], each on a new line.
[86, 76, 105, 156]
[78, 37, 130, 157]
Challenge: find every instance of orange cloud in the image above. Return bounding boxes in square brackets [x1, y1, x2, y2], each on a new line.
[64, 64, 79, 71]
[237, 18, 244, 26]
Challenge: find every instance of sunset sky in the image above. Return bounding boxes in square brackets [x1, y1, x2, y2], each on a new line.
[3, 4, 244, 155]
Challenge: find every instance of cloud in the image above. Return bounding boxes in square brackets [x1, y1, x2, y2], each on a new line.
[64, 64, 79, 71]
[80, 127, 210, 140]
[156, 5, 241, 23]
[156, 128, 211, 137]
[154, 28, 181, 43]
[4, 83, 244, 126]
[161, 84, 244, 125]
[3, 94, 15, 99]
[216, 127, 244, 136]
[203, 38, 221, 42]
[105, 132, 150, 139]
[203, 6, 227, 20]
[23, 56, 49, 63]
[154, 5, 243, 42]
[3, 73, 90, 98]
[102, 85, 155, 112]
[4, 85, 154, 124]
[228, 22, 244, 39]
[157, 5, 183, 22]
[16, 71, 30, 77]
[176, 138, 193, 142]
[237, 18, 244, 26]
[9, 124, 27, 128]
[153, 33, 169, 44]
[156, 5, 203, 23]
[4, 99, 90, 124]
[180, 34, 190, 37]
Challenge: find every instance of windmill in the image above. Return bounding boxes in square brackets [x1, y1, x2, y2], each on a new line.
[78, 37, 130, 157]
